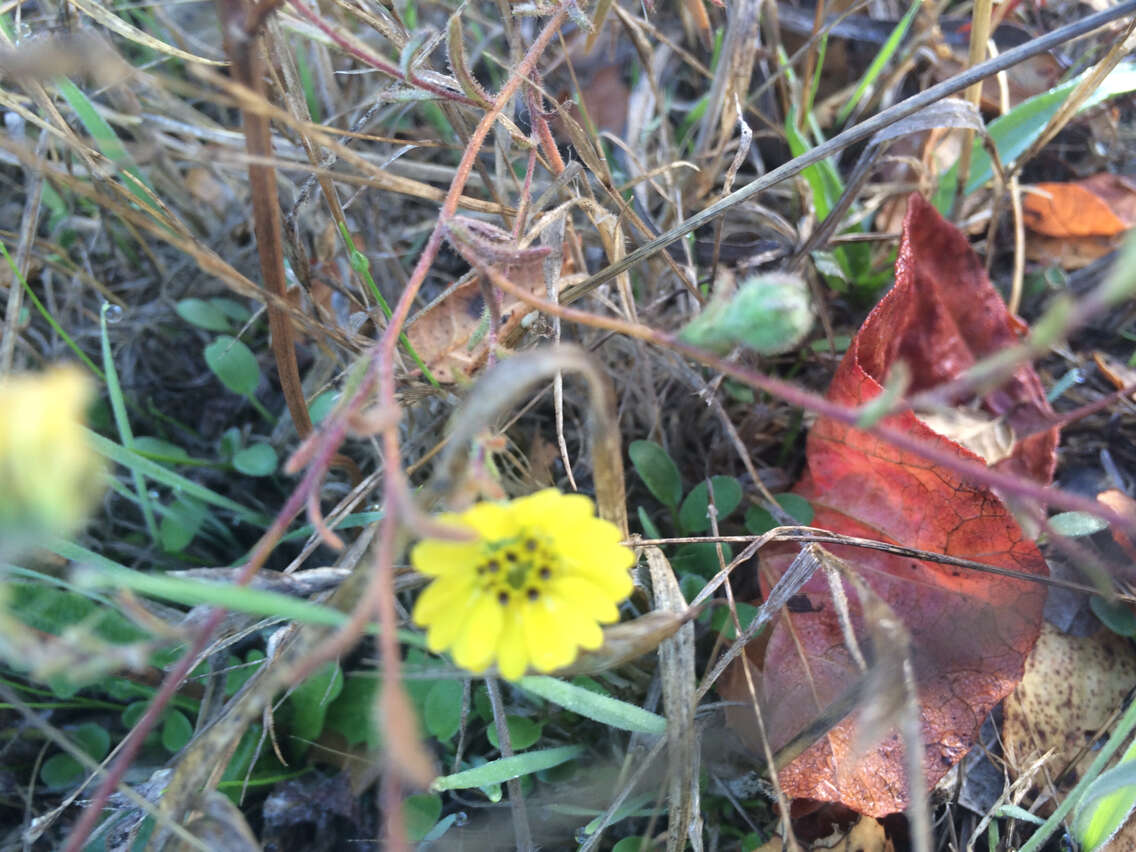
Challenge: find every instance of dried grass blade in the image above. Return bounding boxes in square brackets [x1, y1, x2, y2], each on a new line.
[645, 546, 702, 852]
[68, 0, 227, 66]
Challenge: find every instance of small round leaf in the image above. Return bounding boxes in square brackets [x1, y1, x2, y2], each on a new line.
[1091, 596, 1136, 637]
[41, 753, 84, 788]
[161, 710, 194, 753]
[745, 494, 815, 534]
[679, 476, 742, 533]
[210, 297, 252, 323]
[176, 298, 231, 332]
[204, 336, 261, 397]
[637, 506, 660, 539]
[233, 444, 278, 477]
[486, 715, 542, 751]
[405, 793, 443, 843]
[629, 440, 682, 508]
[1049, 511, 1109, 538]
[671, 542, 733, 579]
[309, 391, 340, 425]
[424, 679, 464, 742]
[72, 722, 110, 760]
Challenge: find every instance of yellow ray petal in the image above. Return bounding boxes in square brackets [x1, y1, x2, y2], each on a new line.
[412, 573, 478, 626]
[451, 592, 505, 673]
[549, 575, 621, 623]
[523, 598, 577, 672]
[495, 611, 529, 680]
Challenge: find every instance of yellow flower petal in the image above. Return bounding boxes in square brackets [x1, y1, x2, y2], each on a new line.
[559, 604, 604, 651]
[451, 592, 505, 673]
[551, 518, 626, 562]
[412, 572, 476, 626]
[523, 598, 577, 672]
[495, 611, 529, 680]
[550, 575, 621, 623]
[512, 489, 594, 532]
[411, 537, 481, 577]
[425, 603, 471, 654]
[460, 501, 515, 540]
[565, 554, 634, 602]
[546, 594, 605, 651]
[0, 366, 104, 538]
[411, 489, 636, 678]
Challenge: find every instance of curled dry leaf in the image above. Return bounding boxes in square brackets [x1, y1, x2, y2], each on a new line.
[723, 193, 1059, 816]
[405, 224, 577, 384]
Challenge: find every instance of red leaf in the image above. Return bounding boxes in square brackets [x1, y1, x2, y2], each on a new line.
[723, 194, 1059, 816]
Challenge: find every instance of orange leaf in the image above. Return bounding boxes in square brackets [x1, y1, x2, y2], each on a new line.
[723, 194, 1058, 816]
[1023, 174, 1136, 238]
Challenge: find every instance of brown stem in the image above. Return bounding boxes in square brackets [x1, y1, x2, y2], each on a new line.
[219, 0, 313, 440]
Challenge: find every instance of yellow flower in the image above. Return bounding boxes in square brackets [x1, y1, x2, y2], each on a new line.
[411, 489, 635, 680]
[0, 366, 104, 540]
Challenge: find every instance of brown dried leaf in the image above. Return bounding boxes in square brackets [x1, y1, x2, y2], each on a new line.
[754, 814, 893, 852]
[1003, 624, 1136, 783]
[1023, 175, 1136, 238]
[405, 268, 549, 384]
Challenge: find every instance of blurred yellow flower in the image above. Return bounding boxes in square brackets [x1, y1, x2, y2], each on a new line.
[0, 366, 104, 540]
[411, 489, 634, 680]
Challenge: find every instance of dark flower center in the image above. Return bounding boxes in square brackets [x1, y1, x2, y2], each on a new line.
[477, 532, 558, 604]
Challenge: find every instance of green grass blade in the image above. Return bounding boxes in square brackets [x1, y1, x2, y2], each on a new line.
[518, 676, 666, 734]
[63, 543, 424, 647]
[335, 221, 439, 388]
[1074, 743, 1136, 851]
[0, 242, 103, 379]
[100, 304, 158, 543]
[1019, 692, 1136, 852]
[805, 33, 829, 120]
[837, 0, 923, 125]
[54, 79, 162, 219]
[430, 745, 584, 792]
[280, 510, 384, 543]
[935, 62, 1136, 206]
[85, 429, 271, 526]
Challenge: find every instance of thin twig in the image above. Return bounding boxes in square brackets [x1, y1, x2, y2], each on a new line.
[486, 677, 534, 850]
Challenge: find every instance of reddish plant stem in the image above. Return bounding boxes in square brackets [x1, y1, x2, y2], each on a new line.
[266, 15, 573, 848]
[287, 0, 479, 106]
[285, 3, 572, 683]
[1041, 380, 1136, 435]
[527, 87, 567, 175]
[478, 262, 1136, 536]
[61, 624, 217, 852]
[373, 498, 408, 850]
[513, 146, 539, 241]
